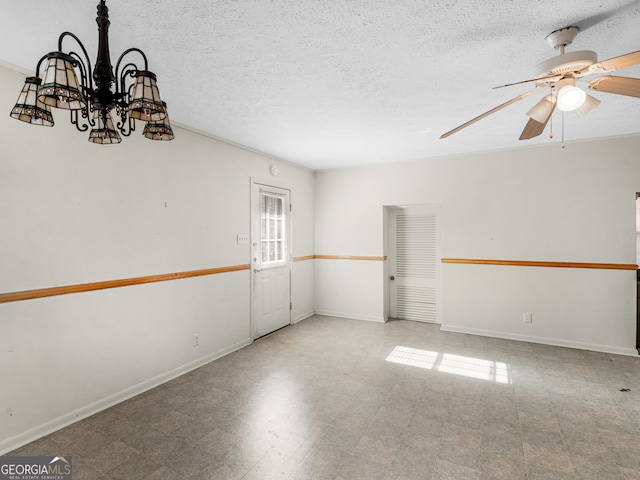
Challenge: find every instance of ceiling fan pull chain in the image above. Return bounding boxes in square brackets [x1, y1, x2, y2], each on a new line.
[561, 111, 565, 148]
[549, 87, 554, 139]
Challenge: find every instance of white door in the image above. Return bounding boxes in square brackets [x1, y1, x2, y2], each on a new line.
[251, 183, 291, 338]
[389, 205, 441, 323]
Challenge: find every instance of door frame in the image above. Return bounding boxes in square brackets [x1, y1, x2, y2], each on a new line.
[636, 192, 640, 352]
[250, 178, 293, 339]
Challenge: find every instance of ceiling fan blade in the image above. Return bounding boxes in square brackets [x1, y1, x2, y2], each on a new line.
[587, 76, 640, 98]
[440, 89, 540, 139]
[520, 100, 556, 140]
[493, 73, 562, 90]
[585, 50, 640, 74]
[519, 119, 546, 141]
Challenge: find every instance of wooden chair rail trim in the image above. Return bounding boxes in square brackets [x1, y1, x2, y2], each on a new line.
[314, 255, 387, 261]
[0, 264, 251, 305]
[441, 258, 638, 271]
[0, 254, 389, 304]
[293, 255, 315, 262]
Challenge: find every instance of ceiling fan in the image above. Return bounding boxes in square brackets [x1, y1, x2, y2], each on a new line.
[440, 26, 640, 141]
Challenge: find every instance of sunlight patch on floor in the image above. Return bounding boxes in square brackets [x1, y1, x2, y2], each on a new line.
[385, 346, 511, 384]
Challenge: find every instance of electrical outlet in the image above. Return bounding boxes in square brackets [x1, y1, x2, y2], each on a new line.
[193, 334, 200, 346]
[523, 312, 533, 323]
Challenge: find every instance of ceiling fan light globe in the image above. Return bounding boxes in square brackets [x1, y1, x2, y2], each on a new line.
[557, 85, 586, 111]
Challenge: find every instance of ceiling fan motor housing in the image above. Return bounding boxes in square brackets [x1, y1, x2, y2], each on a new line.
[545, 26, 579, 49]
[534, 50, 598, 79]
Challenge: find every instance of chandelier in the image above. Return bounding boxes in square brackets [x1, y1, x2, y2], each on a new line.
[9, 1, 174, 144]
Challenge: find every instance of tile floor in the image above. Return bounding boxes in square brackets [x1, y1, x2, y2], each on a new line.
[9, 315, 640, 480]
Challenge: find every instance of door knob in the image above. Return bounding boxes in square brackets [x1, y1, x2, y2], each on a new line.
[254, 268, 262, 273]
[390, 276, 395, 280]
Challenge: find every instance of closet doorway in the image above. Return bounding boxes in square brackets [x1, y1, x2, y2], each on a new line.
[387, 205, 442, 323]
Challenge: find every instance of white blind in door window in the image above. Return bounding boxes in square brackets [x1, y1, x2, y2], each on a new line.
[261, 193, 286, 264]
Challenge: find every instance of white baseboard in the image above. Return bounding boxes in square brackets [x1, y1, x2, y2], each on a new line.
[439, 324, 639, 357]
[315, 310, 386, 323]
[293, 310, 315, 324]
[0, 338, 253, 455]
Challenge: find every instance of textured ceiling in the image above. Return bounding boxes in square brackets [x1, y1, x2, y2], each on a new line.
[1, 0, 640, 170]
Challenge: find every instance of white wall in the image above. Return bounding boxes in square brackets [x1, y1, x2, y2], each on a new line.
[636, 197, 640, 266]
[0, 64, 315, 453]
[315, 135, 640, 356]
[315, 259, 384, 322]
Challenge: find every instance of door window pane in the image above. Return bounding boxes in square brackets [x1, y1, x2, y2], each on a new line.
[261, 193, 286, 264]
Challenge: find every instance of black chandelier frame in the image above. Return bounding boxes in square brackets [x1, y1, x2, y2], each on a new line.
[10, 0, 173, 143]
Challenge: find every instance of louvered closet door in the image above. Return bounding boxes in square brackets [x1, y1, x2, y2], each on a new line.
[389, 206, 440, 323]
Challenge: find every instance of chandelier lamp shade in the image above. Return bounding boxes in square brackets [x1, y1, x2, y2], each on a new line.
[90, 109, 122, 144]
[9, 77, 54, 126]
[9, 0, 173, 144]
[143, 102, 175, 140]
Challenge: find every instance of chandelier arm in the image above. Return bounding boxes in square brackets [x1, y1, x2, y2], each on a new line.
[114, 104, 134, 136]
[86, 103, 96, 127]
[34, 54, 51, 78]
[118, 63, 139, 101]
[68, 51, 92, 98]
[70, 108, 92, 132]
[114, 48, 149, 83]
[57, 32, 95, 91]
[128, 115, 136, 135]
